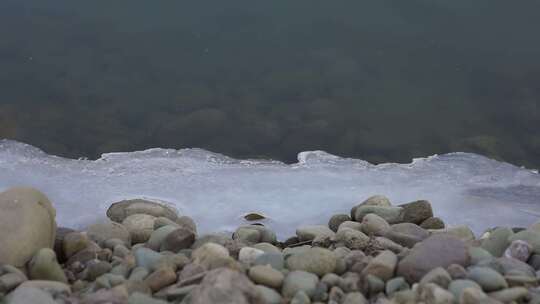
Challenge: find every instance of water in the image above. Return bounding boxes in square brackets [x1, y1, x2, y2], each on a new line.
[1, 0, 540, 169]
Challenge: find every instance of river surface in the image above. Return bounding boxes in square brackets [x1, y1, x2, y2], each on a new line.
[1, 0, 539, 168]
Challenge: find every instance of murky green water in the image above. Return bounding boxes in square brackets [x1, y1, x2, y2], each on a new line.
[1, 0, 539, 168]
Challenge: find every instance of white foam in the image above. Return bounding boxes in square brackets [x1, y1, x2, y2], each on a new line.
[1, 139, 539, 237]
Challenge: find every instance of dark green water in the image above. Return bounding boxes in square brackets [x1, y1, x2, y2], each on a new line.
[1, 0, 540, 168]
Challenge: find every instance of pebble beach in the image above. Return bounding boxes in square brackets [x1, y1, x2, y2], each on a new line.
[0, 187, 539, 304]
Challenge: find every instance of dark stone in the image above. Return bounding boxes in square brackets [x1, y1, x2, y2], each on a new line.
[399, 200, 433, 224]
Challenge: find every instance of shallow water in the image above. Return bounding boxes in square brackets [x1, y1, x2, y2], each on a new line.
[0, 0, 540, 169]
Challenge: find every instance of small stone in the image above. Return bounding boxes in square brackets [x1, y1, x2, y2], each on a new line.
[442, 226, 476, 242]
[134, 247, 163, 271]
[86, 260, 113, 281]
[447, 264, 468, 280]
[469, 246, 494, 265]
[448, 279, 482, 299]
[480, 227, 514, 257]
[417, 282, 454, 304]
[338, 221, 363, 231]
[420, 217, 445, 230]
[419, 267, 452, 288]
[374, 237, 405, 253]
[128, 292, 169, 304]
[129, 267, 150, 281]
[188, 268, 265, 304]
[153, 217, 179, 230]
[480, 257, 535, 277]
[248, 265, 284, 289]
[342, 292, 367, 304]
[286, 247, 337, 276]
[86, 221, 131, 246]
[234, 227, 261, 244]
[386, 223, 429, 248]
[239, 247, 265, 265]
[28, 248, 67, 283]
[328, 286, 345, 303]
[399, 200, 433, 224]
[296, 225, 335, 242]
[354, 205, 403, 224]
[252, 243, 281, 254]
[256, 285, 283, 304]
[364, 274, 385, 297]
[282, 271, 319, 298]
[328, 214, 351, 232]
[192, 243, 230, 269]
[467, 267, 508, 292]
[509, 230, 540, 254]
[0, 273, 26, 293]
[63, 232, 89, 260]
[385, 277, 409, 296]
[321, 273, 341, 287]
[161, 227, 195, 252]
[244, 212, 266, 221]
[144, 268, 177, 292]
[291, 290, 311, 304]
[504, 240, 532, 262]
[339, 273, 361, 293]
[254, 253, 285, 270]
[107, 199, 178, 223]
[7, 286, 57, 304]
[488, 287, 529, 303]
[460, 287, 490, 304]
[122, 214, 156, 244]
[361, 213, 390, 236]
[17, 280, 71, 295]
[146, 225, 177, 251]
[334, 228, 369, 250]
[350, 195, 392, 218]
[362, 250, 397, 281]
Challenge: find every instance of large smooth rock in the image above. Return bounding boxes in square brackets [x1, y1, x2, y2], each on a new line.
[286, 247, 337, 276]
[107, 199, 178, 223]
[397, 234, 470, 283]
[186, 268, 265, 304]
[398, 200, 433, 224]
[0, 187, 56, 267]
